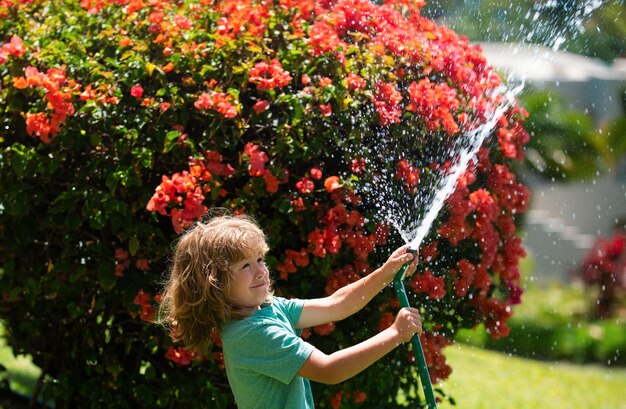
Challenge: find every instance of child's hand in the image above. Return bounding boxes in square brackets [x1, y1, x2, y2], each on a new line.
[382, 244, 418, 278]
[391, 307, 423, 343]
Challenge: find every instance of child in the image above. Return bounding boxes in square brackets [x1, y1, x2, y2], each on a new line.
[160, 214, 422, 408]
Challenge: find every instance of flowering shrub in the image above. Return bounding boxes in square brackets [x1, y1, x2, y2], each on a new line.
[576, 232, 626, 318]
[0, 0, 529, 407]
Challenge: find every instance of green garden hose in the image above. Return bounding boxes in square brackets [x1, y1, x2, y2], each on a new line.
[394, 248, 437, 409]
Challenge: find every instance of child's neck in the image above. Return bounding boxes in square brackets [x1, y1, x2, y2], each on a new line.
[233, 305, 262, 316]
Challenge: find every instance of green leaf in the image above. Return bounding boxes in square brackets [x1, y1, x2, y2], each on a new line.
[97, 262, 116, 292]
[128, 236, 139, 256]
[146, 62, 157, 76]
[163, 130, 181, 153]
[273, 198, 292, 214]
[9, 144, 34, 177]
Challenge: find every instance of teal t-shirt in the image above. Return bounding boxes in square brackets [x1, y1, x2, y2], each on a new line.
[221, 297, 315, 409]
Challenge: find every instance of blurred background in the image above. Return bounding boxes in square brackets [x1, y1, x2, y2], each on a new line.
[420, 1, 626, 407]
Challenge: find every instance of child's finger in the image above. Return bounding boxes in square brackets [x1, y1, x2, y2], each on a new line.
[404, 252, 414, 262]
[394, 244, 408, 256]
[405, 263, 418, 277]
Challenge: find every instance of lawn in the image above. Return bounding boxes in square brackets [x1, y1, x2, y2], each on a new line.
[436, 344, 626, 409]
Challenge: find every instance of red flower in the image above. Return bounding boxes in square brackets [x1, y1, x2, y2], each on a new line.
[453, 259, 475, 297]
[171, 208, 193, 234]
[119, 36, 132, 47]
[420, 331, 452, 383]
[372, 81, 402, 126]
[243, 143, 268, 176]
[181, 187, 208, 220]
[319, 76, 333, 87]
[469, 188, 496, 220]
[395, 159, 420, 193]
[350, 157, 366, 174]
[407, 78, 460, 135]
[258, 171, 275, 192]
[25, 113, 58, 144]
[310, 167, 322, 180]
[438, 214, 471, 246]
[162, 62, 174, 73]
[213, 93, 238, 118]
[345, 72, 366, 91]
[278, 248, 310, 280]
[114, 248, 129, 261]
[353, 390, 366, 403]
[377, 312, 394, 331]
[287, 249, 310, 267]
[296, 177, 315, 194]
[410, 270, 446, 300]
[308, 20, 348, 62]
[292, 197, 305, 212]
[14, 68, 75, 139]
[330, 391, 343, 409]
[252, 99, 270, 114]
[497, 121, 529, 160]
[196, 150, 236, 178]
[132, 288, 155, 321]
[146, 182, 172, 215]
[1, 36, 25, 57]
[506, 280, 523, 305]
[133, 289, 151, 307]
[160, 102, 171, 112]
[140, 304, 156, 322]
[480, 298, 512, 339]
[174, 15, 192, 30]
[136, 258, 150, 271]
[214, 0, 269, 44]
[308, 228, 326, 258]
[194, 91, 238, 118]
[319, 103, 332, 117]
[194, 92, 213, 110]
[165, 346, 196, 366]
[130, 84, 144, 99]
[607, 234, 625, 257]
[324, 176, 341, 192]
[313, 322, 335, 336]
[248, 59, 292, 91]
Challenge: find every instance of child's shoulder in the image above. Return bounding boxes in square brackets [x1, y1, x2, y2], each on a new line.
[270, 296, 305, 312]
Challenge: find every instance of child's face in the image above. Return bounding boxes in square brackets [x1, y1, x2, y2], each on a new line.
[227, 249, 270, 309]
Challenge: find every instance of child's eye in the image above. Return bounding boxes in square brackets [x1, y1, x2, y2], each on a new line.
[257, 258, 264, 264]
[242, 263, 250, 269]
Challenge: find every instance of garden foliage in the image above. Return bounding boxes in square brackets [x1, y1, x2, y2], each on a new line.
[0, 0, 530, 407]
[576, 231, 626, 319]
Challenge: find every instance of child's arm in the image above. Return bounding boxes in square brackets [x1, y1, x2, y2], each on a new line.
[296, 245, 417, 329]
[297, 306, 422, 384]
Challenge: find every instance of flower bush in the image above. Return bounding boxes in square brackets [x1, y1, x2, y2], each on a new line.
[0, 0, 530, 407]
[576, 231, 626, 318]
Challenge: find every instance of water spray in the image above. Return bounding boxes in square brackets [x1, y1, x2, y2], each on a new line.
[394, 246, 437, 409]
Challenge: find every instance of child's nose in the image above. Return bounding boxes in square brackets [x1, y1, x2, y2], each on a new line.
[254, 265, 266, 278]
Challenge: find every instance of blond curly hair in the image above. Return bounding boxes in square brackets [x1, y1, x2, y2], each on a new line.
[159, 213, 271, 354]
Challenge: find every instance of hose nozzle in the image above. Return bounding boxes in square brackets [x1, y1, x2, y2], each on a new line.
[395, 246, 418, 282]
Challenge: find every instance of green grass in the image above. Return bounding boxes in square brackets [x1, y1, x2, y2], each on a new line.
[435, 344, 626, 409]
